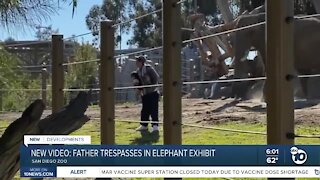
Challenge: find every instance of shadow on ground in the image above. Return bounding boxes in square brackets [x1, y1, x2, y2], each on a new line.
[237, 104, 266, 112]
[211, 99, 241, 113]
[210, 98, 320, 113]
[294, 99, 319, 109]
[130, 130, 160, 145]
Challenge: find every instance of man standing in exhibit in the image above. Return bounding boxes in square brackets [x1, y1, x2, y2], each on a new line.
[134, 55, 160, 132]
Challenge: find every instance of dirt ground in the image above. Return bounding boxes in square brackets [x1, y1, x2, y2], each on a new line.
[110, 98, 320, 126]
[1, 98, 320, 127]
[91, 98, 316, 127]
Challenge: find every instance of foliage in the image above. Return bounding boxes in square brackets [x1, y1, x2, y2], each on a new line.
[231, 0, 265, 15]
[294, 0, 316, 14]
[0, 47, 42, 111]
[196, 0, 217, 16]
[85, 0, 131, 47]
[65, 42, 98, 103]
[0, 47, 23, 88]
[4, 37, 15, 43]
[35, 25, 59, 40]
[128, 0, 162, 47]
[86, 0, 207, 48]
[65, 42, 98, 89]
[231, 0, 315, 15]
[0, 0, 77, 30]
[88, 0, 312, 48]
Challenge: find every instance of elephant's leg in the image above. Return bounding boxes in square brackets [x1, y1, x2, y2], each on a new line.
[232, 69, 247, 100]
[240, 81, 253, 100]
[295, 69, 309, 100]
[263, 71, 300, 102]
[231, 82, 237, 98]
[262, 81, 267, 103]
[246, 80, 264, 100]
[300, 78, 309, 100]
[232, 81, 246, 100]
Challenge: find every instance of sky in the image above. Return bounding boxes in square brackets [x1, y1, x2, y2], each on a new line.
[0, 0, 129, 49]
[0, 1, 253, 59]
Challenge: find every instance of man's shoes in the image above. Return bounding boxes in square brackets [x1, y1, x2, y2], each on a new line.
[136, 125, 148, 131]
[152, 125, 159, 132]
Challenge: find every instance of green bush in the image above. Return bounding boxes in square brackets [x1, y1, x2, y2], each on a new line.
[0, 47, 42, 111]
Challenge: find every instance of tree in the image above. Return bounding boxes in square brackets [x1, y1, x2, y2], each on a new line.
[35, 25, 59, 40]
[0, 0, 77, 29]
[129, 0, 162, 47]
[231, 0, 315, 15]
[130, 0, 220, 46]
[294, 0, 316, 14]
[85, 0, 218, 48]
[196, 0, 217, 16]
[0, 47, 41, 111]
[86, 0, 131, 48]
[4, 37, 15, 43]
[230, 0, 265, 16]
[66, 42, 98, 89]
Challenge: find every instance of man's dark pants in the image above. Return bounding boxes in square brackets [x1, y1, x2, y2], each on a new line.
[140, 91, 159, 127]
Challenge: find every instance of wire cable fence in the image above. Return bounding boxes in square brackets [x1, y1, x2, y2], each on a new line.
[6, 13, 320, 70]
[3, 41, 51, 47]
[1, 73, 320, 93]
[61, 0, 188, 41]
[0, 89, 50, 92]
[0, 64, 51, 70]
[66, 19, 264, 61]
[90, 118, 320, 139]
[113, 9, 163, 28]
[2, 11, 320, 138]
[1, 80, 319, 138]
[62, 59, 100, 66]
[57, 73, 320, 92]
[63, 32, 95, 41]
[114, 13, 320, 58]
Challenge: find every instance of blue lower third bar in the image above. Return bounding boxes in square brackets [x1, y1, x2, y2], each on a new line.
[20, 167, 56, 178]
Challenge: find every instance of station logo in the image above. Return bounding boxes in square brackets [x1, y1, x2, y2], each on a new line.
[290, 147, 308, 165]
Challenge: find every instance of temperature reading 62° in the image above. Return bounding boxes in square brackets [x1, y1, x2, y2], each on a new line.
[266, 157, 278, 164]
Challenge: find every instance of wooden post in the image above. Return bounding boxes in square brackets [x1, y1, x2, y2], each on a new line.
[51, 35, 64, 113]
[100, 20, 115, 145]
[163, 0, 182, 144]
[266, 3, 295, 178]
[266, 0, 294, 145]
[41, 68, 48, 106]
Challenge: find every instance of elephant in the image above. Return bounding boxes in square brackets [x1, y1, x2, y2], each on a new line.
[232, 55, 265, 99]
[230, 13, 320, 100]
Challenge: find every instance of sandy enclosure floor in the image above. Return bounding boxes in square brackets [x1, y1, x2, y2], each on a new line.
[1, 98, 320, 127]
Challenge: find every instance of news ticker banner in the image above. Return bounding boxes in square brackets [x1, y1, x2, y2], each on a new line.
[20, 145, 319, 166]
[20, 142, 320, 178]
[21, 166, 320, 178]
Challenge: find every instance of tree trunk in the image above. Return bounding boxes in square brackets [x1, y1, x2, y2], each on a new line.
[0, 92, 91, 180]
[217, 0, 234, 23]
[216, 0, 235, 59]
[249, 5, 265, 14]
